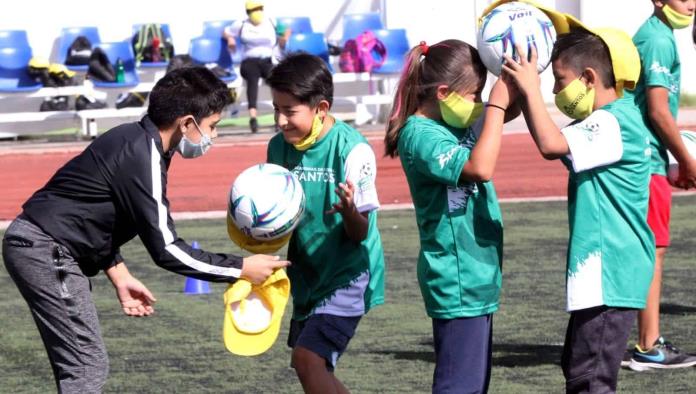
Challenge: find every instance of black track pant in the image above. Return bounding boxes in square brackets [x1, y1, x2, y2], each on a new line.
[240, 57, 273, 111]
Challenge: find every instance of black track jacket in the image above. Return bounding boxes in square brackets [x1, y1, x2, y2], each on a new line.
[22, 116, 243, 281]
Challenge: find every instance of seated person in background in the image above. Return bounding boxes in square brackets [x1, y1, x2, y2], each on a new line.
[223, 0, 277, 133]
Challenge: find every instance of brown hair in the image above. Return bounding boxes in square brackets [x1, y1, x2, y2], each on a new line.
[384, 39, 487, 158]
[551, 30, 615, 90]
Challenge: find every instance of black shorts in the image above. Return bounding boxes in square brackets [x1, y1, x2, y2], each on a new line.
[288, 314, 361, 371]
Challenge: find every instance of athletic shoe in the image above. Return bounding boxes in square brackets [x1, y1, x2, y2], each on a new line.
[250, 117, 258, 133]
[629, 336, 696, 371]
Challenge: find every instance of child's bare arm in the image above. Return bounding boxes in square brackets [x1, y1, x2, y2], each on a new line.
[502, 47, 569, 160]
[459, 76, 517, 182]
[647, 86, 696, 189]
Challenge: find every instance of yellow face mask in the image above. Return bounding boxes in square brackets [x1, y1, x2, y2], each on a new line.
[249, 10, 264, 25]
[438, 92, 484, 129]
[662, 4, 693, 29]
[554, 78, 596, 120]
[293, 114, 323, 151]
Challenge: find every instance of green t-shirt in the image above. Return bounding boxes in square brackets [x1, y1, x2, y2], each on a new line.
[624, 15, 681, 176]
[560, 99, 655, 311]
[267, 119, 385, 320]
[397, 116, 503, 319]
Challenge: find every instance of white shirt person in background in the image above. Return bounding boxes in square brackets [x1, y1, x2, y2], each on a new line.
[224, 0, 286, 133]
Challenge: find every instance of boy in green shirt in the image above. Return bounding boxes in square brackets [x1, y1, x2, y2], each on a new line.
[503, 25, 655, 392]
[265, 53, 384, 394]
[621, 0, 696, 371]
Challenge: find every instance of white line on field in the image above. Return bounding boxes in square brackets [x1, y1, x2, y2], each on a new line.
[2, 192, 694, 230]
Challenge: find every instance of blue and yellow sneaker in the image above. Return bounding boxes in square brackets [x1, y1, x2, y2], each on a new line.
[628, 336, 696, 371]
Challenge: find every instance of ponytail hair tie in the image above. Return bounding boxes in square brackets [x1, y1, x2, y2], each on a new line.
[419, 41, 429, 56]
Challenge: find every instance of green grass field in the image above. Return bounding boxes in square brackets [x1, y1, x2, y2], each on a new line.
[2, 196, 696, 393]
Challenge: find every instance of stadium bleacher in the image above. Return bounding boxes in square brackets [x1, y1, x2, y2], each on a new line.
[0, 13, 408, 138]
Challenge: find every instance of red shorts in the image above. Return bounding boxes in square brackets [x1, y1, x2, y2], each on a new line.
[647, 175, 672, 247]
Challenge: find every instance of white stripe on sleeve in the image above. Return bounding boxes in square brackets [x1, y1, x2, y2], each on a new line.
[165, 244, 242, 277]
[150, 139, 241, 278]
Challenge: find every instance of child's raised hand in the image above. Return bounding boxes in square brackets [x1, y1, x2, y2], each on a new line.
[490, 72, 518, 109]
[501, 44, 541, 99]
[326, 180, 357, 216]
[675, 156, 696, 190]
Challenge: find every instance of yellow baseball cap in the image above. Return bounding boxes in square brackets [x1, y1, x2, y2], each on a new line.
[48, 63, 76, 78]
[479, 0, 640, 96]
[245, 1, 263, 10]
[227, 214, 292, 254]
[223, 268, 290, 356]
[563, 16, 641, 95]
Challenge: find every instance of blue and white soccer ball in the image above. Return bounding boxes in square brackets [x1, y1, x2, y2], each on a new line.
[228, 163, 305, 241]
[477, 1, 556, 76]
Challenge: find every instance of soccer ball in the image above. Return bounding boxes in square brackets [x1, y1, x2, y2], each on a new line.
[667, 130, 696, 184]
[228, 163, 305, 241]
[477, 1, 557, 76]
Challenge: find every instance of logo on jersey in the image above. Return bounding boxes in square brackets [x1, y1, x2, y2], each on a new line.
[575, 120, 600, 141]
[292, 166, 336, 183]
[437, 146, 459, 169]
[356, 162, 374, 192]
[649, 61, 678, 94]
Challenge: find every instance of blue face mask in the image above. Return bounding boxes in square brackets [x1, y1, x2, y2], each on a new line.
[177, 118, 212, 159]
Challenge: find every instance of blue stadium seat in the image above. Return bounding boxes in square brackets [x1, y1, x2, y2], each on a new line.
[286, 32, 333, 72]
[131, 23, 172, 68]
[91, 41, 139, 88]
[188, 37, 236, 83]
[372, 29, 410, 74]
[276, 16, 313, 34]
[202, 20, 235, 38]
[0, 46, 42, 92]
[342, 13, 383, 43]
[56, 27, 101, 71]
[0, 30, 30, 49]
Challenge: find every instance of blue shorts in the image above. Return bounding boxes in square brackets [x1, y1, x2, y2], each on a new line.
[287, 314, 361, 371]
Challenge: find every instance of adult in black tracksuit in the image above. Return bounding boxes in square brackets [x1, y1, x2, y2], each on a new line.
[1, 67, 288, 393]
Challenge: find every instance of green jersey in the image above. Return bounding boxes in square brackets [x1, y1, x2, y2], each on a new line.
[398, 116, 503, 319]
[624, 15, 681, 175]
[267, 119, 385, 320]
[560, 99, 655, 311]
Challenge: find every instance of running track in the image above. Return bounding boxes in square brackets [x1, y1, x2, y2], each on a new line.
[1, 129, 693, 221]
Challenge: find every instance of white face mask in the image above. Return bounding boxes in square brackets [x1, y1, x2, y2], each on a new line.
[177, 118, 212, 159]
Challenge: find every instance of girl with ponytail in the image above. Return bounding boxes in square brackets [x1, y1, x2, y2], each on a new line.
[384, 39, 519, 392]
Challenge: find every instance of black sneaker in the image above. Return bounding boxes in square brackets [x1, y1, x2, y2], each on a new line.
[39, 96, 69, 111]
[249, 117, 258, 133]
[629, 336, 696, 371]
[75, 95, 107, 111]
[115, 92, 148, 109]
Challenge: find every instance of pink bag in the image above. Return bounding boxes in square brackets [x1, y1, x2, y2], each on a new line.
[338, 30, 386, 73]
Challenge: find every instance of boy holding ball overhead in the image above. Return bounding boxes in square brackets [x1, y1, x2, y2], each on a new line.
[502, 11, 655, 392]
